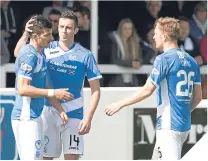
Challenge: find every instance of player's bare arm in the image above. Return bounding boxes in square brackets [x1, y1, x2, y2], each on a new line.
[78, 79, 101, 135]
[14, 17, 35, 57]
[18, 77, 73, 101]
[46, 81, 74, 126]
[191, 85, 202, 112]
[105, 81, 156, 116]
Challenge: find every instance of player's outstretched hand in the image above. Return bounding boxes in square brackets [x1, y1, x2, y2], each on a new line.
[54, 88, 74, 101]
[105, 103, 122, 116]
[25, 16, 36, 33]
[78, 119, 91, 135]
[60, 111, 69, 126]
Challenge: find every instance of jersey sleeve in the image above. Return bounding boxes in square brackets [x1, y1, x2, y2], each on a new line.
[194, 65, 201, 85]
[17, 53, 38, 80]
[84, 53, 102, 81]
[148, 55, 168, 86]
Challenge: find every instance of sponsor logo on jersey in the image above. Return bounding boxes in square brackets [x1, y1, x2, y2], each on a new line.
[57, 68, 67, 73]
[152, 68, 160, 75]
[20, 63, 32, 71]
[68, 70, 75, 75]
[50, 50, 59, 54]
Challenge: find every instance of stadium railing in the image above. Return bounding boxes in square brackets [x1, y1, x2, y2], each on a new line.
[0, 63, 207, 88]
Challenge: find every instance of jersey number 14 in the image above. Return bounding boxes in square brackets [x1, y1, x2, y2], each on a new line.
[176, 70, 195, 97]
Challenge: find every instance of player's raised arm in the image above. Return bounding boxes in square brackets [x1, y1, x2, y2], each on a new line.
[14, 17, 35, 57]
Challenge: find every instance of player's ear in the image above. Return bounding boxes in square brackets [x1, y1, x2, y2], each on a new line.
[162, 34, 167, 42]
[31, 33, 38, 40]
[74, 28, 79, 35]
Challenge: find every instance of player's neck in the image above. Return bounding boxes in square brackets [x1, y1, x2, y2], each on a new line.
[59, 40, 74, 51]
[29, 40, 42, 54]
[163, 41, 179, 53]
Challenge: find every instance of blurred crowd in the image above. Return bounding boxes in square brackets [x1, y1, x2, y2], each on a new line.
[0, 0, 207, 98]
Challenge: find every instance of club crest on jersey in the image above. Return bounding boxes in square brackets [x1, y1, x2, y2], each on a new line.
[35, 140, 42, 150]
[20, 63, 32, 71]
[152, 68, 160, 75]
[68, 55, 76, 61]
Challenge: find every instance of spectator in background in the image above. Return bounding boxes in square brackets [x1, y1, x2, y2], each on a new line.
[138, 0, 162, 41]
[42, 0, 67, 18]
[74, 6, 90, 49]
[74, 6, 90, 31]
[1, 0, 19, 63]
[48, 9, 61, 41]
[189, 2, 207, 48]
[108, 18, 143, 87]
[160, 1, 199, 19]
[178, 16, 203, 65]
[200, 32, 207, 99]
[74, 0, 91, 10]
[200, 32, 207, 64]
[140, 28, 162, 64]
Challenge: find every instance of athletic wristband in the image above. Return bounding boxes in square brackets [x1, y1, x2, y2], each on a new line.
[48, 89, 55, 97]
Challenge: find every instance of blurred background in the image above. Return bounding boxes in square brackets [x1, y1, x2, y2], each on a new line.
[0, 0, 207, 160]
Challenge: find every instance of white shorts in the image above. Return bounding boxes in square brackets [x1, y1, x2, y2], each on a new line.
[11, 117, 44, 160]
[41, 106, 84, 158]
[151, 130, 189, 160]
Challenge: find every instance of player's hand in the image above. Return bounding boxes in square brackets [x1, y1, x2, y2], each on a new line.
[59, 111, 69, 126]
[132, 61, 141, 69]
[25, 16, 36, 33]
[78, 119, 91, 135]
[54, 88, 74, 101]
[105, 103, 122, 116]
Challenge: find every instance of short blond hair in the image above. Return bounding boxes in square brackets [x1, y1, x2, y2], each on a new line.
[154, 17, 180, 41]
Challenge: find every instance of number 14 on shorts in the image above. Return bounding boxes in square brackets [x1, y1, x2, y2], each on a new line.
[69, 134, 80, 150]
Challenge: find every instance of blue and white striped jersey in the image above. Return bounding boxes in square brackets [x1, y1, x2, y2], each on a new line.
[149, 48, 201, 132]
[11, 44, 47, 120]
[43, 41, 102, 120]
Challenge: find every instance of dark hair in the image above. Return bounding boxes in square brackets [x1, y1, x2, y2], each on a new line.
[73, 6, 90, 20]
[194, 2, 207, 15]
[178, 16, 189, 22]
[60, 10, 78, 28]
[48, 9, 61, 16]
[28, 15, 52, 36]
